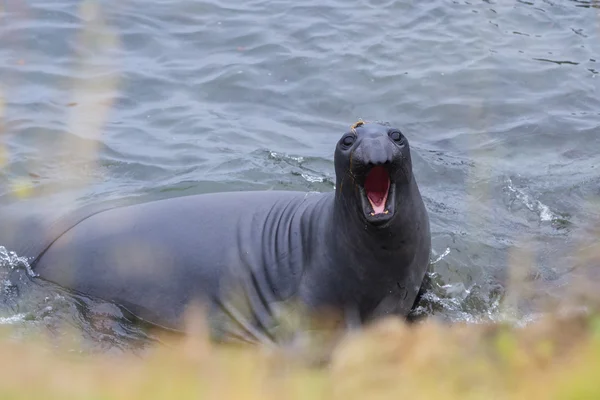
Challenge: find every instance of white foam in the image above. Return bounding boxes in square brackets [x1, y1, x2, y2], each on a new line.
[301, 173, 324, 183]
[269, 151, 304, 163]
[504, 177, 557, 222]
[0, 246, 36, 277]
[431, 247, 451, 264]
[0, 314, 26, 325]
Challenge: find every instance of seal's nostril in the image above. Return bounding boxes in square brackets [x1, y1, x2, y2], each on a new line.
[368, 160, 391, 167]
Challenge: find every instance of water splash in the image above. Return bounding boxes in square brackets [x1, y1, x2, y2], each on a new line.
[0, 314, 26, 325]
[409, 245, 506, 324]
[268, 151, 304, 164]
[503, 176, 556, 222]
[300, 173, 324, 183]
[0, 246, 36, 277]
[431, 247, 451, 264]
[268, 150, 332, 186]
[412, 272, 505, 324]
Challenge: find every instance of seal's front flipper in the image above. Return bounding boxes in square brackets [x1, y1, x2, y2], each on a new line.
[406, 268, 434, 323]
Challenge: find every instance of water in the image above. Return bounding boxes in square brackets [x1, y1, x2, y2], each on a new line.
[0, 0, 599, 351]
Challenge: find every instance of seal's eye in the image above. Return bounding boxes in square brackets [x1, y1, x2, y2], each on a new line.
[341, 134, 356, 148]
[389, 130, 404, 143]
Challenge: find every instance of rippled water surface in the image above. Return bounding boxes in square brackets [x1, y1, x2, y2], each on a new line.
[0, 0, 599, 351]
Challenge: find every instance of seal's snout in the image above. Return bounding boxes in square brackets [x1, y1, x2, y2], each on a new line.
[356, 136, 393, 167]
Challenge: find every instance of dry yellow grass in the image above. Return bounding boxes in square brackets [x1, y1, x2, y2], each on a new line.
[0, 309, 599, 400]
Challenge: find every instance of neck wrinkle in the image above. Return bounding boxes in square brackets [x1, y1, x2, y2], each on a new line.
[299, 192, 337, 269]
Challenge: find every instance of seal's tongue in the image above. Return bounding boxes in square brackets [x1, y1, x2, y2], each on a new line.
[364, 166, 390, 214]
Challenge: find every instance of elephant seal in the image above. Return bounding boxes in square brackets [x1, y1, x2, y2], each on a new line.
[0, 121, 431, 344]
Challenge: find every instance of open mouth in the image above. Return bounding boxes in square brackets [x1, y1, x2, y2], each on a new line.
[364, 166, 391, 216]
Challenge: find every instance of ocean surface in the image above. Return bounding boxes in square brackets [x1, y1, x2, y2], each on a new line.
[0, 0, 599, 353]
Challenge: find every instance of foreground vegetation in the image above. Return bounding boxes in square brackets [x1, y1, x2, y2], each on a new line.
[0, 309, 600, 400]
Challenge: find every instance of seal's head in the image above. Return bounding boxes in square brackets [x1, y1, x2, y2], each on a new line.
[334, 121, 413, 227]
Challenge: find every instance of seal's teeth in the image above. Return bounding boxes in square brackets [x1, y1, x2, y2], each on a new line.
[370, 212, 375, 216]
[384, 210, 389, 215]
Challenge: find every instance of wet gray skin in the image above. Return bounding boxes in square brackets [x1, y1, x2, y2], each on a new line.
[0, 122, 431, 345]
